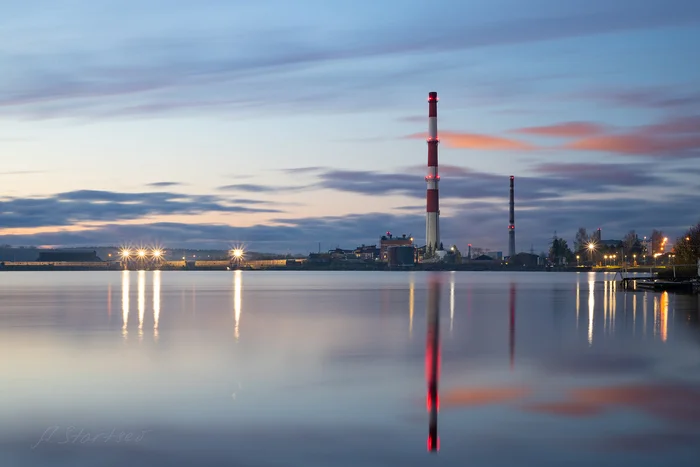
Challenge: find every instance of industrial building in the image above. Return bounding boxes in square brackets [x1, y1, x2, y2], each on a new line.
[354, 245, 379, 261]
[36, 250, 102, 262]
[386, 246, 415, 268]
[380, 233, 414, 261]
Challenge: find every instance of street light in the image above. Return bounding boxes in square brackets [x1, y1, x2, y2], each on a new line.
[588, 242, 596, 264]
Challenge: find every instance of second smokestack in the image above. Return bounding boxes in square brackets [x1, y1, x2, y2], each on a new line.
[509, 176, 515, 258]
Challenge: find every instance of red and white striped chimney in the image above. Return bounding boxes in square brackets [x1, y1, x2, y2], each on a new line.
[425, 92, 440, 252]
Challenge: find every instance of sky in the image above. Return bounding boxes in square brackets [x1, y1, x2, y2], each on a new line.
[1, 0, 699, 254]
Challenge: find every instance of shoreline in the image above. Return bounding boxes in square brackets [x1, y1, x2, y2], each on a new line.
[0, 264, 667, 273]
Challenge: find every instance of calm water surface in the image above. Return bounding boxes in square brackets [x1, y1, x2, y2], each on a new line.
[1, 271, 699, 466]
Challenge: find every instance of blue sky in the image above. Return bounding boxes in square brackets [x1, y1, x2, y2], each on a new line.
[1, 0, 699, 253]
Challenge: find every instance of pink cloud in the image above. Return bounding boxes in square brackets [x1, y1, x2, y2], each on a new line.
[563, 115, 700, 157]
[512, 121, 606, 138]
[405, 131, 535, 150]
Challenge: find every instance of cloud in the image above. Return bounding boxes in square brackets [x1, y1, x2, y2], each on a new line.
[0, 170, 44, 176]
[405, 131, 535, 150]
[3, 162, 698, 251]
[0, 190, 280, 229]
[533, 162, 659, 185]
[278, 167, 325, 174]
[512, 122, 606, 138]
[577, 86, 700, 110]
[562, 115, 700, 158]
[2, 1, 699, 120]
[146, 181, 183, 187]
[217, 183, 308, 193]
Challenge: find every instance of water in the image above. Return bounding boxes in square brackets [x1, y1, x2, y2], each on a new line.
[1, 271, 699, 466]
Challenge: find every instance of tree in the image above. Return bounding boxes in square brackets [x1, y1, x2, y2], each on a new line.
[623, 230, 636, 250]
[674, 222, 700, 265]
[450, 245, 462, 264]
[574, 227, 588, 251]
[549, 236, 573, 263]
[651, 229, 665, 255]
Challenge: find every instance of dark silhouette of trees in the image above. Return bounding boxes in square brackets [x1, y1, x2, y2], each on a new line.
[574, 227, 588, 251]
[674, 223, 700, 265]
[549, 235, 573, 263]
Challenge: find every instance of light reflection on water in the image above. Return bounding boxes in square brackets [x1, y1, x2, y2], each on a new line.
[0, 271, 699, 467]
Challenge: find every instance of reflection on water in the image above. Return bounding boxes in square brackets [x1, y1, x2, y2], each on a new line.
[233, 270, 242, 340]
[588, 274, 595, 345]
[409, 275, 415, 336]
[449, 273, 454, 335]
[425, 277, 440, 452]
[153, 270, 161, 341]
[121, 270, 129, 339]
[509, 282, 516, 370]
[576, 280, 580, 326]
[138, 270, 145, 340]
[2, 271, 699, 467]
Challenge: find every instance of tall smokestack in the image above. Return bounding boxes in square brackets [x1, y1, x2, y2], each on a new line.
[508, 176, 515, 258]
[426, 92, 440, 253]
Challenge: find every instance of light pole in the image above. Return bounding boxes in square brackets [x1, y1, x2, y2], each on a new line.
[576, 255, 580, 267]
[588, 243, 596, 264]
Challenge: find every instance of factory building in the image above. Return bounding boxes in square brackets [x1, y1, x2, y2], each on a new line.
[387, 246, 415, 268]
[36, 250, 102, 262]
[354, 245, 379, 261]
[380, 233, 414, 261]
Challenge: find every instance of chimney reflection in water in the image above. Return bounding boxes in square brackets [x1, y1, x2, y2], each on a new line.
[509, 283, 516, 370]
[122, 270, 130, 340]
[233, 270, 242, 340]
[426, 278, 440, 452]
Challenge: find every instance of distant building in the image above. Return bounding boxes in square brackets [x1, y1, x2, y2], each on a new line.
[593, 228, 602, 242]
[600, 240, 622, 248]
[328, 248, 355, 260]
[379, 233, 413, 261]
[307, 253, 331, 263]
[510, 252, 542, 267]
[36, 250, 102, 262]
[387, 246, 415, 267]
[485, 251, 503, 260]
[354, 245, 379, 261]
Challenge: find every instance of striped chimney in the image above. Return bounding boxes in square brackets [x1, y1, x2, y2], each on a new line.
[508, 176, 515, 258]
[425, 92, 440, 252]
